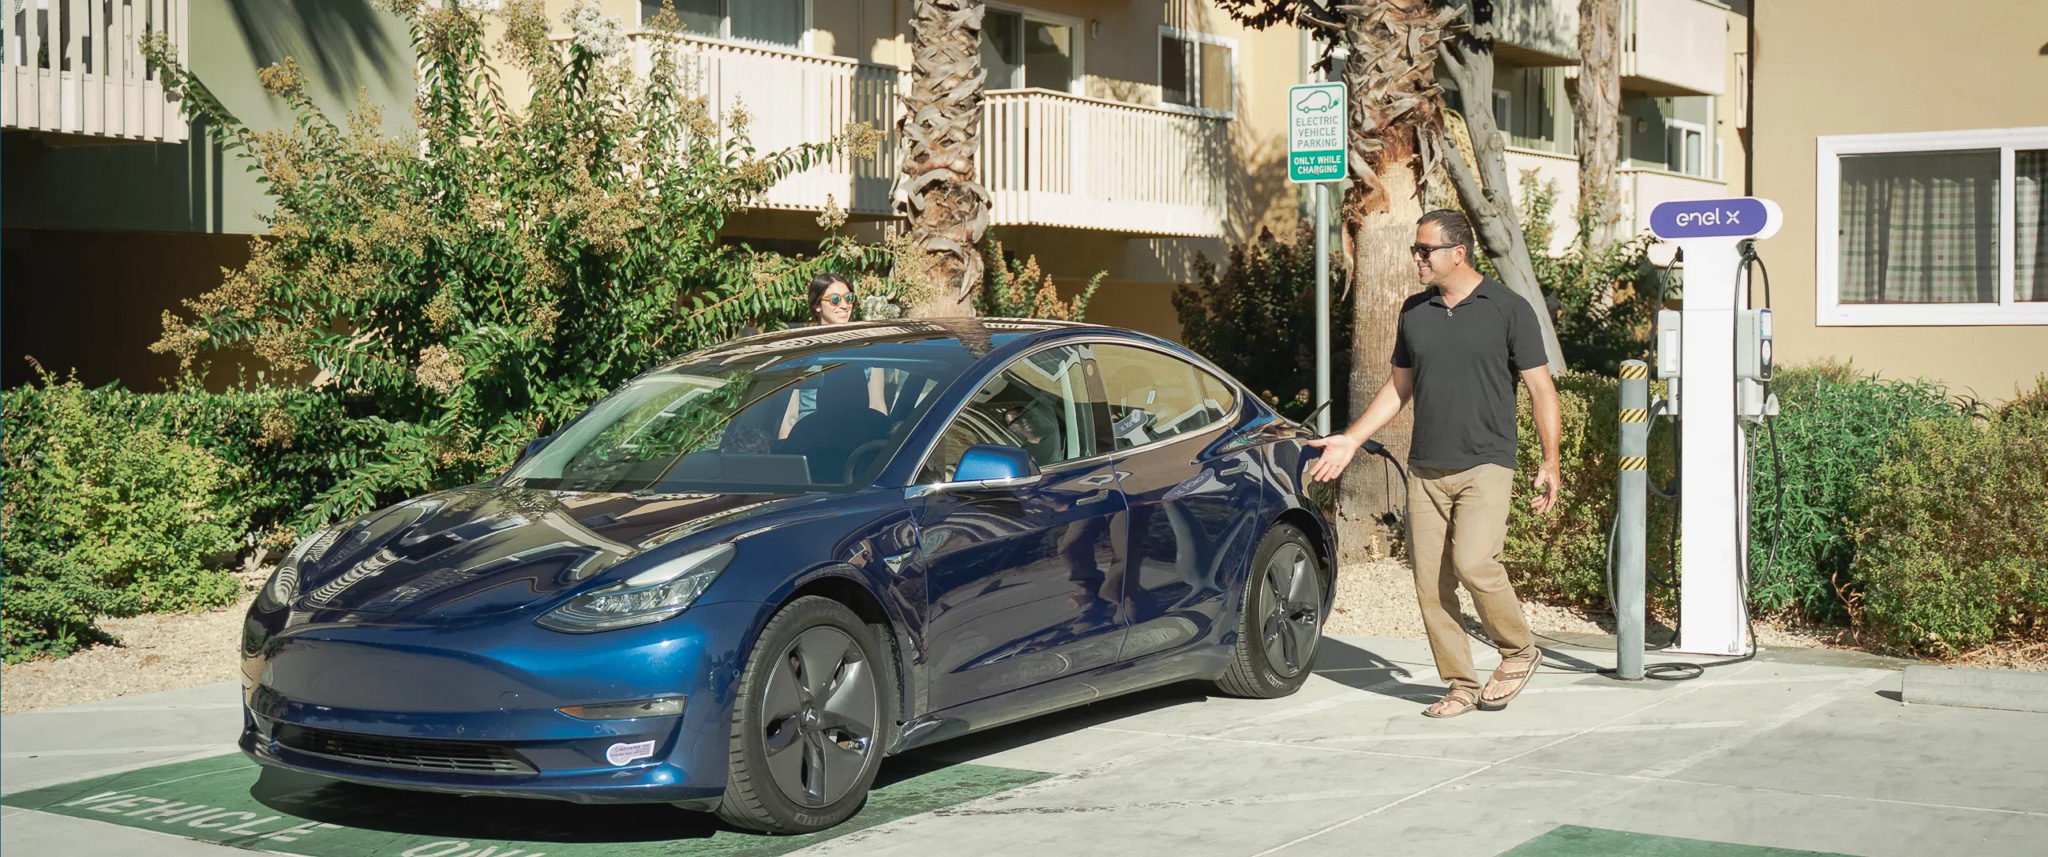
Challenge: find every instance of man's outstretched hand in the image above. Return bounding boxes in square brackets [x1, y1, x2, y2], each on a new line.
[1303, 434, 1360, 483]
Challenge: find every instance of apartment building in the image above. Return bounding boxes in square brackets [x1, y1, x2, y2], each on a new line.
[4, 0, 1746, 387]
[560, 0, 1743, 333]
[2, 0, 416, 388]
[1737, 0, 2047, 400]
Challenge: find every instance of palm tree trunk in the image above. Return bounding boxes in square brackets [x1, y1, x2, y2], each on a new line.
[1574, 0, 1623, 250]
[1333, 0, 1462, 557]
[898, 0, 992, 318]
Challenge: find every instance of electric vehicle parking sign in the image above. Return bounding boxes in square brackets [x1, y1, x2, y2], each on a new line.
[1650, 197, 1778, 240]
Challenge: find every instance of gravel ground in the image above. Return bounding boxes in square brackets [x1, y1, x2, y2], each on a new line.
[1, 589, 255, 715]
[1, 562, 2036, 714]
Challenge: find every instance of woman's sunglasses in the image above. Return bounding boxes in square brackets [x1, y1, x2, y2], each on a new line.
[821, 293, 854, 307]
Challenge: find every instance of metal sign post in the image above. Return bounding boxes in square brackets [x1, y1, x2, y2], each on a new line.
[1289, 82, 1346, 435]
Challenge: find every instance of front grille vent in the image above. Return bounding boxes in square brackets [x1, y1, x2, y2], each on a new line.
[275, 725, 535, 776]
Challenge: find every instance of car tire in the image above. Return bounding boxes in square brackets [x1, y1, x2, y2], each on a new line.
[715, 596, 895, 834]
[1215, 523, 1326, 699]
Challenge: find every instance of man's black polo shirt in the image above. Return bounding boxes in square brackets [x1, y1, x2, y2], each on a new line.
[1391, 277, 1548, 471]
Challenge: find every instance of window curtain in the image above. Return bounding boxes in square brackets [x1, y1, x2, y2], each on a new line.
[1838, 150, 2000, 304]
[2020, 150, 2046, 302]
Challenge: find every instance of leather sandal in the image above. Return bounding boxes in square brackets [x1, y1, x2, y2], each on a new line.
[1421, 689, 1479, 719]
[1478, 654, 1540, 711]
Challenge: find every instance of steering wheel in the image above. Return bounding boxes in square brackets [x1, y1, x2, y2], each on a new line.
[843, 438, 893, 483]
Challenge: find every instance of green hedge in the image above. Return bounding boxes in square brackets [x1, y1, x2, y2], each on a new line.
[1503, 364, 2048, 656]
[1, 375, 360, 661]
[1849, 391, 2048, 655]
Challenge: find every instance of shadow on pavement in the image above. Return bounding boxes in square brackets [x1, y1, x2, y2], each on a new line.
[1311, 638, 1443, 705]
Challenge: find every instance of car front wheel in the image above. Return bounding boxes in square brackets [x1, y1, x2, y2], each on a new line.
[715, 596, 893, 834]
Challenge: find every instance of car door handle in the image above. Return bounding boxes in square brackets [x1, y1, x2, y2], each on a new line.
[1213, 459, 1251, 476]
[1074, 488, 1114, 505]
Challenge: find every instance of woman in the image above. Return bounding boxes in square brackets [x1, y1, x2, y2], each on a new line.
[779, 273, 887, 439]
[808, 272, 856, 325]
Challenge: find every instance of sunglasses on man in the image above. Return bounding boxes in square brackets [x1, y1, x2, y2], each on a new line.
[1410, 242, 1461, 258]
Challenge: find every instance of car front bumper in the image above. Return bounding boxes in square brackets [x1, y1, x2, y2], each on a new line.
[238, 599, 766, 806]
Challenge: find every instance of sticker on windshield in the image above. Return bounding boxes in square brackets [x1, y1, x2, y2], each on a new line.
[604, 741, 656, 766]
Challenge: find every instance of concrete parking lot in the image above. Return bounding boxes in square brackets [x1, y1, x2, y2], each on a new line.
[6, 634, 2044, 857]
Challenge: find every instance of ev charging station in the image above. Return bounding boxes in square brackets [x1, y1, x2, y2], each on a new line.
[1616, 197, 1784, 675]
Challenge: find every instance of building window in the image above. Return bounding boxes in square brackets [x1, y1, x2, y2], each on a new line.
[641, 0, 806, 50]
[1160, 27, 1234, 114]
[984, 6, 1078, 93]
[1665, 119, 1706, 177]
[1817, 127, 2048, 326]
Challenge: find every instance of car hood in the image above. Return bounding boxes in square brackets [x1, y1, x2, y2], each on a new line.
[284, 484, 829, 621]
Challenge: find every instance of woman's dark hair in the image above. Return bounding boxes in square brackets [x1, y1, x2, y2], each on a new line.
[808, 273, 853, 322]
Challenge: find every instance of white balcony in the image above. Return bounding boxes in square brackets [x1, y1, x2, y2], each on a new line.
[1495, 0, 1578, 67]
[1501, 144, 1581, 252]
[1621, 0, 1728, 97]
[1621, 166, 1726, 237]
[629, 34, 904, 216]
[3, 0, 187, 142]
[980, 89, 1227, 238]
[622, 35, 1229, 238]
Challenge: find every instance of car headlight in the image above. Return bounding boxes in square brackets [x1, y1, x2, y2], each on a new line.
[256, 528, 331, 612]
[536, 544, 736, 633]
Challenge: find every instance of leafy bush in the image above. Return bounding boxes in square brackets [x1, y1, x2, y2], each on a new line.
[1503, 372, 1676, 611]
[1173, 223, 1351, 421]
[1743, 363, 1960, 622]
[1508, 174, 1664, 376]
[138, 0, 917, 527]
[1847, 386, 2048, 655]
[2, 377, 251, 661]
[976, 236, 1102, 321]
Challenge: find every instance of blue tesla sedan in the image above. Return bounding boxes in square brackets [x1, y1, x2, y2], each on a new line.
[240, 319, 1335, 833]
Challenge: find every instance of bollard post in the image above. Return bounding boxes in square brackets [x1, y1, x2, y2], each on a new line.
[1616, 360, 1650, 680]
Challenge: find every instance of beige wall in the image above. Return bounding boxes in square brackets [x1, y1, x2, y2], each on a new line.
[1750, 0, 2048, 401]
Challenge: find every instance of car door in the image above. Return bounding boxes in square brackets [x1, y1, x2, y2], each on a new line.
[1096, 344, 1267, 661]
[909, 343, 1129, 712]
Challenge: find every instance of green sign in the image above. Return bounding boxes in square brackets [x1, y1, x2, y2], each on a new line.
[1288, 82, 1347, 183]
[2, 753, 1052, 857]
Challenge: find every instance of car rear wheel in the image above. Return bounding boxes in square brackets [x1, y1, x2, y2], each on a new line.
[1215, 524, 1325, 699]
[715, 596, 893, 834]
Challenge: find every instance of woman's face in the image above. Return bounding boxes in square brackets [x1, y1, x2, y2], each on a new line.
[816, 281, 854, 324]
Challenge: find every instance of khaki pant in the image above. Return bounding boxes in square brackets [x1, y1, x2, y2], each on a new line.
[1408, 464, 1536, 696]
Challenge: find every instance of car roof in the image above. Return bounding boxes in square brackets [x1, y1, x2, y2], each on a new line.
[660, 318, 1133, 370]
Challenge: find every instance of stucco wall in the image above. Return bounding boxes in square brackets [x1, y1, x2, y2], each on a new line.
[1749, 0, 2048, 400]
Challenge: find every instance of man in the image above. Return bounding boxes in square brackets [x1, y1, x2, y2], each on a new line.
[1307, 209, 1562, 719]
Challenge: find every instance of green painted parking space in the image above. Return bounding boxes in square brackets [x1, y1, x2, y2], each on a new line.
[1502, 825, 1863, 857]
[1, 753, 1051, 856]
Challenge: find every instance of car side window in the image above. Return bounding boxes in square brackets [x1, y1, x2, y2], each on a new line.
[1095, 344, 1234, 450]
[919, 345, 1113, 483]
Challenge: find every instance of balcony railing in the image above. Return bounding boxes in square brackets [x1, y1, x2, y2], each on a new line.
[1622, 166, 1727, 235]
[619, 34, 1230, 238]
[3, 0, 187, 142]
[1621, 0, 1728, 97]
[980, 89, 1227, 238]
[628, 34, 904, 216]
[1501, 144, 1581, 252]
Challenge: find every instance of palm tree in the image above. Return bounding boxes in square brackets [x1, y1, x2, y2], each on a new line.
[897, 0, 993, 318]
[1332, 0, 1462, 536]
[1573, 0, 1624, 250]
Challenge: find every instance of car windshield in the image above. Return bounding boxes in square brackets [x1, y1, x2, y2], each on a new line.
[506, 340, 969, 494]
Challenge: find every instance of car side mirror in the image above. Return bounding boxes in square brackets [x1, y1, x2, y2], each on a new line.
[909, 444, 1042, 498]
